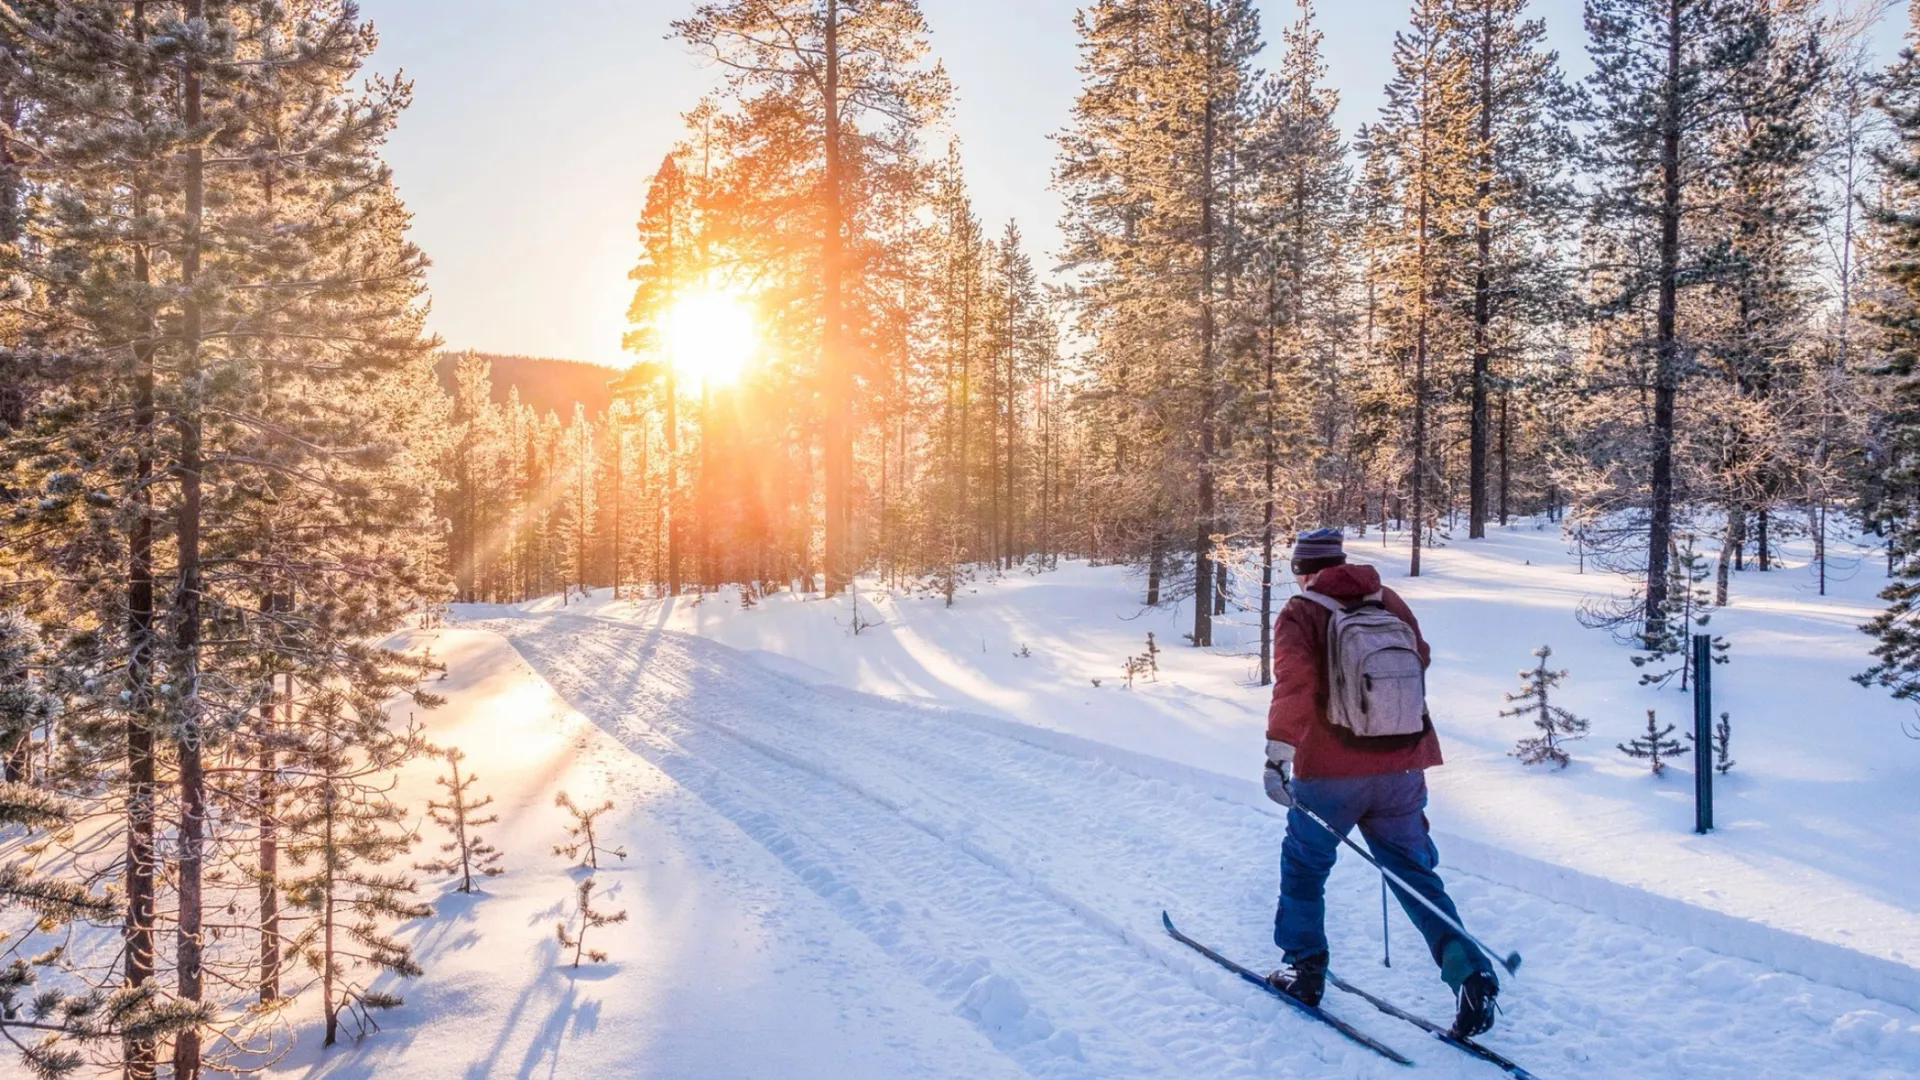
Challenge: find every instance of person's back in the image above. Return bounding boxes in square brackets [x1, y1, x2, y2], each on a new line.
[1266, 560, 1442, 779]
[1261, 528, 1500, 1038]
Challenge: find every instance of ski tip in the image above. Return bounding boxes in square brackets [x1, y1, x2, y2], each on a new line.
[1161, 910, 1176, 933]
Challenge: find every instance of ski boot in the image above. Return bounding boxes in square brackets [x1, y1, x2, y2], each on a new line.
[1451, 970, 1499, 1038]
[1265, 953, 1328, 1008]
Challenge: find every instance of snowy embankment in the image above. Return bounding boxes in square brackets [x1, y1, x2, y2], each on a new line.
[536, 524, 1920, 1013]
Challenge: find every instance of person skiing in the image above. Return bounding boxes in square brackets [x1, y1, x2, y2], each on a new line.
[1261, 526, 1500, 1037]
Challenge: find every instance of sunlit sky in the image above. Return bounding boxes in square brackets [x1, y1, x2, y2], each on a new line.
[367, 0, 1908, 368]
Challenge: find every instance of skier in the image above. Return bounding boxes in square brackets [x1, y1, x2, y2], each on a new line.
[1261, 527, 1500, 1037]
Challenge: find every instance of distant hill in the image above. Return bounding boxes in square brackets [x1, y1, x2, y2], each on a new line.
[434, 351, 620, 419]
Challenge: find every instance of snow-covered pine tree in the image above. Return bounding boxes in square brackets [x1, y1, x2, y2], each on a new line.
[1618, 708, 1689, 775]
[1501, 645, 1590, 768]
[1695, 1, 1827, 606]
[281, 693, 434, 1048]
[1245, 1, 1349, 685]
[1056, 0, 1265, 641]
[417, 747, 504, 894]
[0, 781, 131, 1080]
[1370, 0, 1475, 575]
[0, 610, 52, 783]
[1581, 0, 1788, 641]
[1445, 0, 1578, 539]
[1859, 3, 1920, 701]
[0, 3, 446, 1072]
[621, 151, 694, 598]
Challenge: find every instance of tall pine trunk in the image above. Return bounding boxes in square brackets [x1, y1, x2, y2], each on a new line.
[822, 0, 852, 595]
[173, 1, 207, 1064]
[125, 62, 158, 1068]
[1468, 2, 1494, 540]
[1645, 0, 1684, 635]
[1192, 2, 1219, 648]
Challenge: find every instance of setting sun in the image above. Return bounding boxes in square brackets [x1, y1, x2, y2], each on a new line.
[661, 288, 758, 386]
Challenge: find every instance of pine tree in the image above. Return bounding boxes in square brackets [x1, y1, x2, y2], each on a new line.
[0, 611, 51, 783]
[0, 781, 134, 1080]
[416, 747, 504, 894]
[555, 877, 629, 968]
[0, 4, 446, 1071]
[1247, 1, 1348, 684]
[1502, 645, 1590, 768]
[1618, 708, 1689, 775]
[1582, 0, 1787, 639]
[1372, 0, 1474, 574]
[553, 791, 627, 870]
[1859, 4, 1920, 701]
[1632, 533, 1730, 688]
[281, 697, 434, 1048]
[1447, 0, 1578, 539]
[673, 0, 950, 597]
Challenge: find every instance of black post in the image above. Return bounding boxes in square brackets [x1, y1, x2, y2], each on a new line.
[1693, 633, 1713, 834]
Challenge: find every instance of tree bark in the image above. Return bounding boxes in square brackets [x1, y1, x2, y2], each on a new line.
[1192, 0, 1219, 647]
[822, 0, 853, 595]
[1468, 1, 1495, 540]
[1645, 0, 1684, 635]
[173, 3, 207, 1059]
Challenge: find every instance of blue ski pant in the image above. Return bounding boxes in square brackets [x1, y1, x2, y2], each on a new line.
[1274, 769, 1492, 991]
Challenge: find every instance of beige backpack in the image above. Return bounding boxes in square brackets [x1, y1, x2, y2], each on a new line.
[1300, 589, 1428, 739]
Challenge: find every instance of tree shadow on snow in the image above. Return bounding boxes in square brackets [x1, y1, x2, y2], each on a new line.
[454, 934, 615, 1080]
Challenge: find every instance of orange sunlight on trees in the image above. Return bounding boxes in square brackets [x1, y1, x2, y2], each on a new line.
[660, 288, 758, 386]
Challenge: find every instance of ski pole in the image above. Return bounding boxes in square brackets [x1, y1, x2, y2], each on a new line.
[1380, 874, 1391, 968]
[1291, 800, 1522, 976]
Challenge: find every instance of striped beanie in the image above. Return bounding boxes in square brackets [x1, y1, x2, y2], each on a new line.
[1290, 527, 1347, 575]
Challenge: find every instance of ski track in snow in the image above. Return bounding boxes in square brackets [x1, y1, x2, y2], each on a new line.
[465, 610, 1920, 1079]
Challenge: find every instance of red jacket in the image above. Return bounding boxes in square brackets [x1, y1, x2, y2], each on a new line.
[1266, 562, 1444, 779]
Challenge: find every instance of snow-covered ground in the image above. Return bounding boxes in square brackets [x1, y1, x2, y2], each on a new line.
[276, 521, 1920, 1077]
[530, 525, 1920, 995]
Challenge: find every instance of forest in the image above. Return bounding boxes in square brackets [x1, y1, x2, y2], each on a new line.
[5, 0, 1920, 1075]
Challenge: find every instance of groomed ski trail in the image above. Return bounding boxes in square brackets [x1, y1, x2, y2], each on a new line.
[468, 610, 1920, 1080]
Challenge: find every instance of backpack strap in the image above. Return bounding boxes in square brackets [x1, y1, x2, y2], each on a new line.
[1298, 589, 1345, 614]
[1301, 589, 1386, 615]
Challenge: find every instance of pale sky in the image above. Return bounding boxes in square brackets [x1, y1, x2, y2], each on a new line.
[366, 0, 1906, 368]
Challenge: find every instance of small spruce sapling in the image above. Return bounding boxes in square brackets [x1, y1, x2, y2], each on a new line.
[1632, 534, 1728, 689]
[416, 747, 503, 893]
[1618, 709, 1689, 775]
[1501, 645, 1590, 769]
[553, 791, 627, 869]
[555, 876, 628, 967]
[1688, 711, 1737, 774]
[1145, 633, 1160, 680]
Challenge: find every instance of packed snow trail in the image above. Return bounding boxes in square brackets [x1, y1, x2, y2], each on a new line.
[469, 610, 1920, 1079]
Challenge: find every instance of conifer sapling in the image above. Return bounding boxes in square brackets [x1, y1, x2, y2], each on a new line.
[556, 876, 628, 968]
[1618, 709, 1689, 776]
[553, 791, 627, 869]
[1502, 645, 1590, 769]
[416, 747, 503, 893]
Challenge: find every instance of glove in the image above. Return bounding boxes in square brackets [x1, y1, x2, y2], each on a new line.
[1264, 740, 1296, 807]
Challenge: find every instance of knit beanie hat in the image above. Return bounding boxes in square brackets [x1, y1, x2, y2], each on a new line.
[1290, 527, 1347, 576]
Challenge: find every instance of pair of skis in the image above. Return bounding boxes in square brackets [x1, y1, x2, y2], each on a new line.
[1161, 912, 1540, 1079]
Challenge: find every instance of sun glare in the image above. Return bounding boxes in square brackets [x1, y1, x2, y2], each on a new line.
[662, 288, 758, 386]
